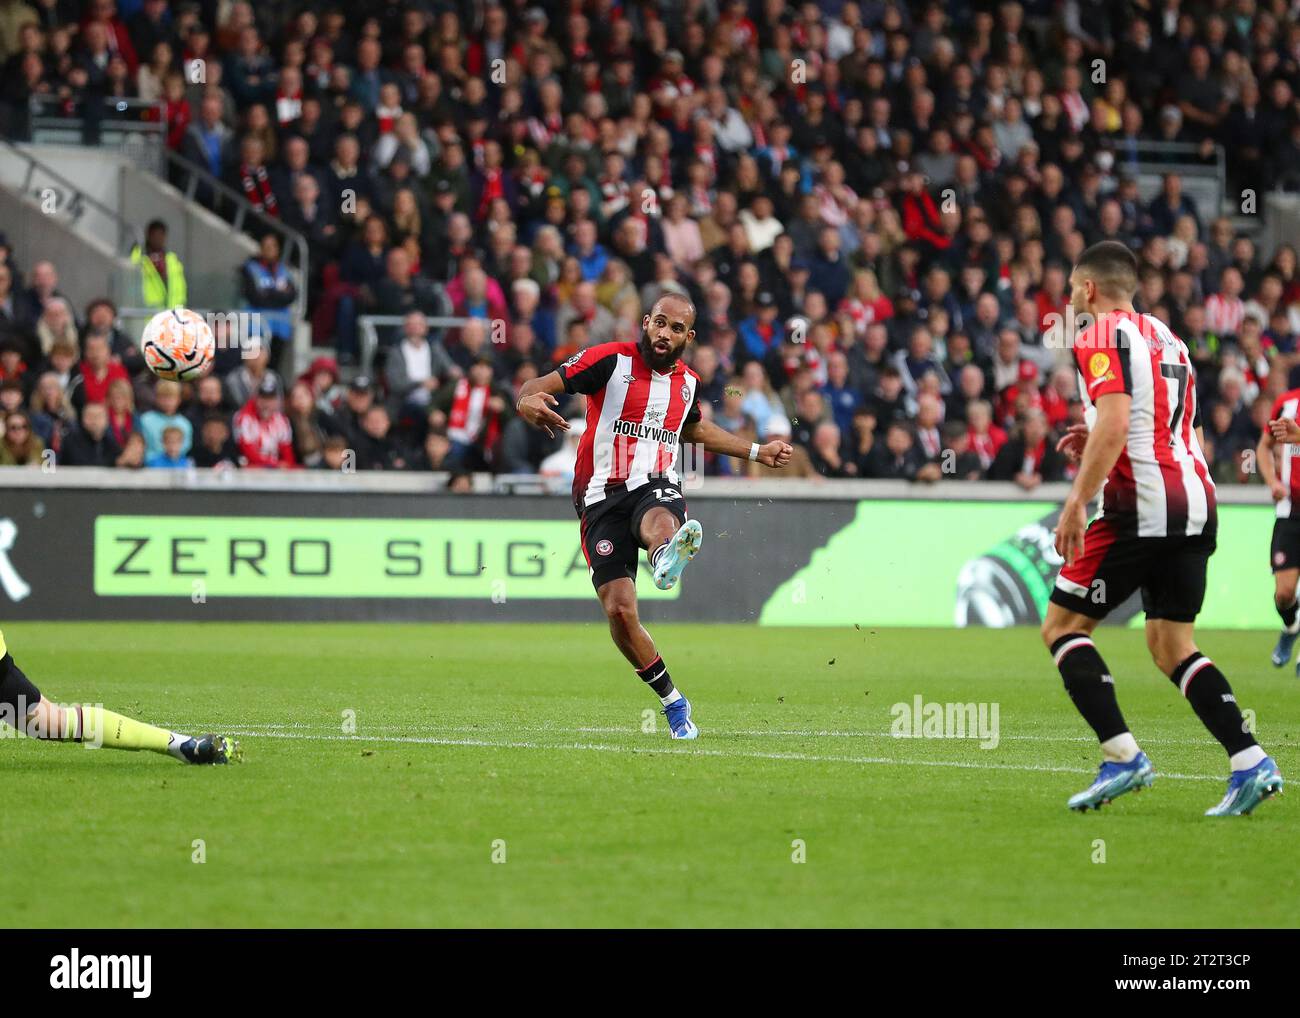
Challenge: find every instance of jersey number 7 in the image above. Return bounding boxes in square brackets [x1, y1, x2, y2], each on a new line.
[1160, 362, 1189, 447]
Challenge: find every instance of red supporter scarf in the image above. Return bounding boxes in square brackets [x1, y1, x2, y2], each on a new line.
[110, 409, 133, 446]
[375, 104, 401, 134]
[447, 379, 500, 451]
[969, 430, 998, 468]
[240, 163, 278, 216]
[1023, 438, 1046, 473]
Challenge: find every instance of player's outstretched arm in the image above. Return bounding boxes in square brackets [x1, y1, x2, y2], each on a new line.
[1258, 424, 1286, 501]
[682, 419, 793, 467]
[516, 371, 571, 438]
[1054, 393, 1130, 565]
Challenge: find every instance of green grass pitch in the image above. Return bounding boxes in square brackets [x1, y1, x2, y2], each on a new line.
[2, 622, 1298, 928]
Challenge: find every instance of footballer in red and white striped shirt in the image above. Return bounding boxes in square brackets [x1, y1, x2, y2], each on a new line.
[515, 293, 793, 740]
[1257, 389, 1300, 668]
[1042, 241, 1280, 816]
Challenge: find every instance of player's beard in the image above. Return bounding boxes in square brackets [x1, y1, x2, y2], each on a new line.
[640, 332, 682, 372]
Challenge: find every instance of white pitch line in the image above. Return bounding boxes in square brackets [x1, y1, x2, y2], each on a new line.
[217, 726, 1225, 782]
[166, 720, 1263, 749]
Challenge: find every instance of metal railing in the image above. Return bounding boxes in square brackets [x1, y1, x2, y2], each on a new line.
[1122, 139, 1227, 216]
[26, 95, 165, 150]
[358, 314, 474, 376]
[161, 147, 310, 321]
[0, 136, 142, 255]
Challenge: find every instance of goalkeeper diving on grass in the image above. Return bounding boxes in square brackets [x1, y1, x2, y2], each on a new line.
[0, 628, 242, 764]
[515, 293, 793, 739]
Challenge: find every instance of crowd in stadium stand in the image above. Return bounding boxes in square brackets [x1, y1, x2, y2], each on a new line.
[0, 0, 1299, 486]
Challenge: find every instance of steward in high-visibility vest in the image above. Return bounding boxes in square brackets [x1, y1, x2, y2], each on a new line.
[129, 219, 188, 309]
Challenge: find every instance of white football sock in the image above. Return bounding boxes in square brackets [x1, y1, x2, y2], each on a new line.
[1230, 746, 1267, 772]
[1100, 732, 1140, 763]
[660, 689, 683, 707]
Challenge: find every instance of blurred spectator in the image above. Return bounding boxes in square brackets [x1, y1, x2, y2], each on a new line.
[35, 297, 78, 359]
[386, 310, 455, 419]
[129, 219, 188, 310]
[988, 409, 1066, 489]
[0, 409, 42, 466]
[809, 421, 852, 478]
[181, 92, 233, 186]
[82, 298, 133, 360]
[537, 416, 584, 485]
[0, 337, 28, 390]
[225, 343, 276, 407]
[242, 233, 297, 362]
[192, 413, 239, 469]
[70, 333, 128, 408]
[866, 422, 925, 480]
[28, 371, 73, 455]
[105, 376, 137, 447]
[942, 421, 985, 481]
[139, 379, 192, 460]
[333, 375, 376, 447]
[114, 430, 145, 469]
[233, 373, 295, 468]
[286, 380, 332, 468]
[434, 357, 511, 469]
[19, 260, 62, 327]
[185, 373, 226, 431]
[352, 405, 406, 471]
[61, 401, 121, 466]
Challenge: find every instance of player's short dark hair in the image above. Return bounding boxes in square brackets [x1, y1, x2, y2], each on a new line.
[1074, 241, 1138, 299]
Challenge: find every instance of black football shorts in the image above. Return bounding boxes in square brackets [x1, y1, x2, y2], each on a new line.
[1050, 515, 1216, 623]
[578, 482, 688, 590]
[1270, 518, 1300, 573]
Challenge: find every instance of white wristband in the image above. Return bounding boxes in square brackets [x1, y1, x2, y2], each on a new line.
[749, 442, 760, 462]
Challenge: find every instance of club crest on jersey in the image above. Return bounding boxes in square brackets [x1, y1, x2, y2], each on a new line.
[595, 539, 614, 556]
[680, 383, 691, 402]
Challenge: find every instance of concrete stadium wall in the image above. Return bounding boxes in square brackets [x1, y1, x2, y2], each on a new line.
[0, 144, 255, 311]
[0, 181, 137, 308]
[0, 477, 1275, 628]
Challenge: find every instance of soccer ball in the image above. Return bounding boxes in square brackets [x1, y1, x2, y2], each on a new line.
[141, 307, 215, 382]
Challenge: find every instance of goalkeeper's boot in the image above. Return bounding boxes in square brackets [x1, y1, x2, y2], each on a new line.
[177, 733, 243, 765]
[663, 697, 699, 740]
[652, 519, 703, 591]
[1205, 757, 1283, 816]
[1067, 752, 1154, 811]
[1270, 626, 1298, 668]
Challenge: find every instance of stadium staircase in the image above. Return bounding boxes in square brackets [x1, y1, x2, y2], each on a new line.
[0, 138, 141, 312]
[0, 136, 312, 374]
